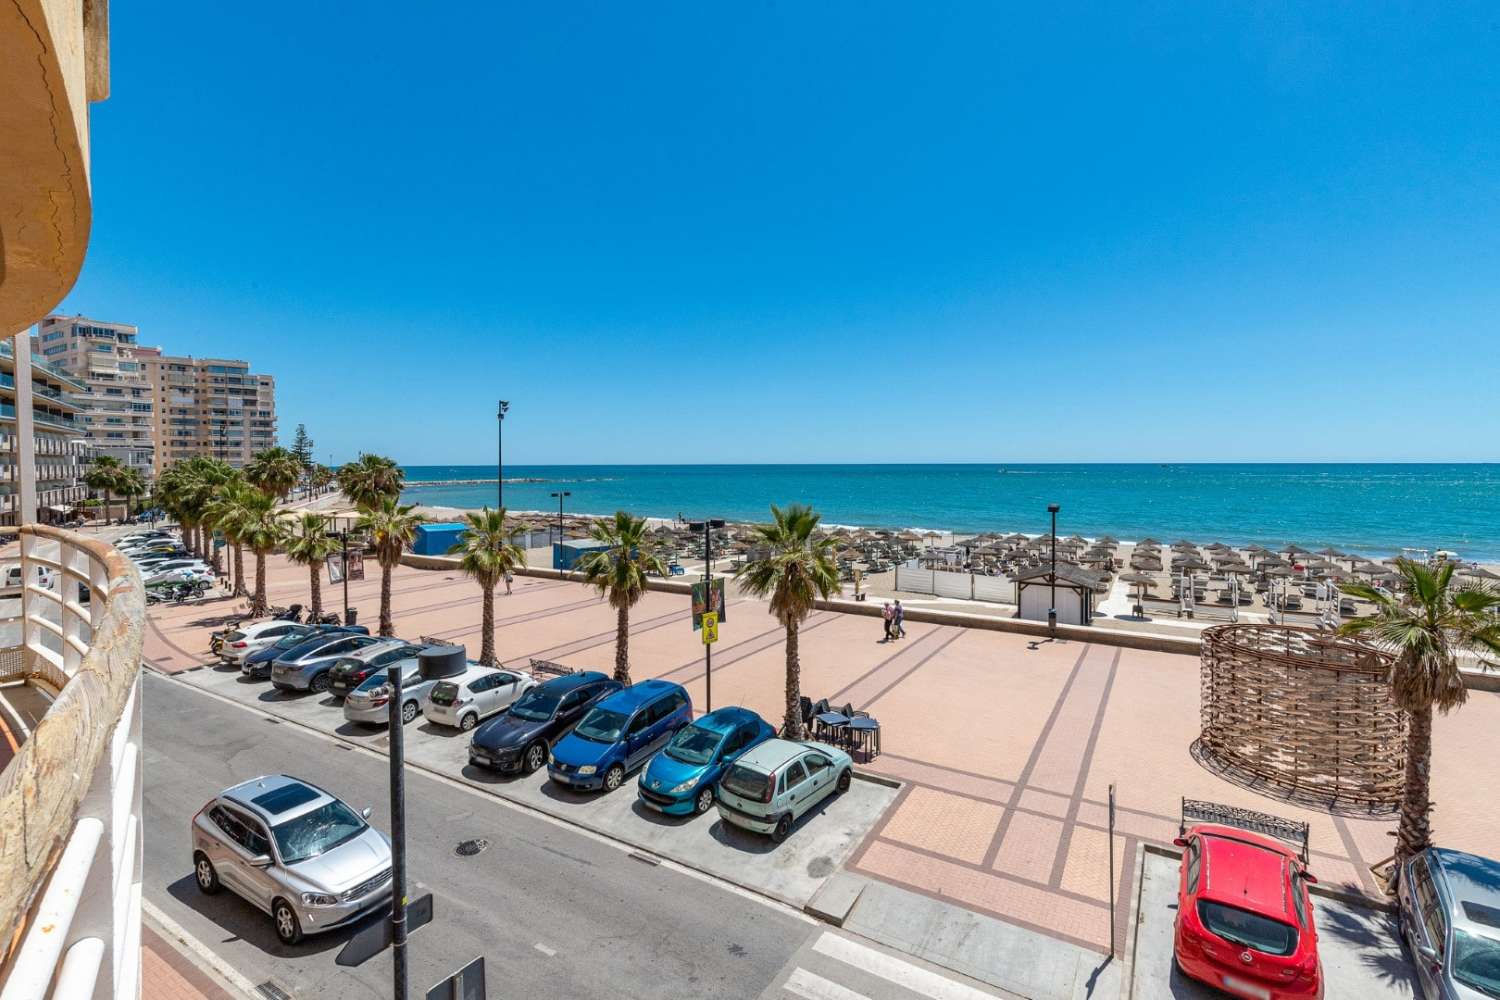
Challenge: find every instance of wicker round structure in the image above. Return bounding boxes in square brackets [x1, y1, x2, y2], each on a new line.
[1197, 624, 1407, 812]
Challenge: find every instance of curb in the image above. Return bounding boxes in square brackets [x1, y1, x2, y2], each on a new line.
[143, 898, 261, 1000]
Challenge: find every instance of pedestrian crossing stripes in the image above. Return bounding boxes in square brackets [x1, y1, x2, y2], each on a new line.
[772, 932, 1011, 1000]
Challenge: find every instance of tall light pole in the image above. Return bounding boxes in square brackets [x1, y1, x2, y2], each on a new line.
[550, 490, 570, 567]
[1047, 503, 1060, 636]
[689, 518, 725, 711]
[496, 400, 509, 510]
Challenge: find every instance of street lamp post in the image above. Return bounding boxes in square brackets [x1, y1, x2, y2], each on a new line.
[688, 518, 726, 711]
[1047, 504, 1060, 636]
[496, 400, 509, 510]
[550, 490, 570, 566]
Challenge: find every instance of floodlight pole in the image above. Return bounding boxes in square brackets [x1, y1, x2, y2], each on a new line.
[551, 491, 570, 564]
[341, 531, 350, 622]
[387, 662, 409, 1000]
[496, 400, 509, 510]
[1047, 504, 1060, 636]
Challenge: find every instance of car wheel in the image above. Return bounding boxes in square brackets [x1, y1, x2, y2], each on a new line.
[772, 814, 793, 843]
[460, 712, 478, 732]
[836, 769, 851, 793]
[603, 764, 625, 792]
[523, 741, 547, 774]
[309, 672, 331, 694]
[193, 853, 220, 895]
[273, 899, 303, 945]
[694, 786, 714, 815]
[401, 700, 419, 725]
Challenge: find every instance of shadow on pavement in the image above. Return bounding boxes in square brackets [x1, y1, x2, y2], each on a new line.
[165, 873, 348, 959]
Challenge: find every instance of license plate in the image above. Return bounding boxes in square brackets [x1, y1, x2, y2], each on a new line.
[332, 682, 348, 692]
[1221, 975, 1270, 1000]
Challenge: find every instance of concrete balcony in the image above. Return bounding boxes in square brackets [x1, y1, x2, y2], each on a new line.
[0, 526, 144, 998]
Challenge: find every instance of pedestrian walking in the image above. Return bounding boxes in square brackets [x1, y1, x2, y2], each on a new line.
[893, 600, 905, 639]
[504, 571, 514, 595]
[881, 601, 893, 641]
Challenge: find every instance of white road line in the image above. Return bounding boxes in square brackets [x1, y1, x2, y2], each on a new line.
[813, 933, 998, 1000]
[783, 967, 873, 1000]
[533, 942, 557, 957]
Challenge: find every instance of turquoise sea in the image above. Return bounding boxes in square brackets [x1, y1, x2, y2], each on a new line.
[398, 464, 1500, 562]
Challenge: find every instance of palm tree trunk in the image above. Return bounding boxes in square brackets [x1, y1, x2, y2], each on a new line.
[480, 584, 496, 665]
[1396, 706, 1434, 867]
[379, 563, 394, 637]
[614, 604, 631, 685]
[233, 543, 247, 597]
[784, 620, 803, 740]
[252, 550, 268, 616]
[309, 563, 322, 618]
[104, 490, 111, 525]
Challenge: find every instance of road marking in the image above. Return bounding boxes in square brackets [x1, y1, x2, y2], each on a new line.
[783, 967, 871, 1000]
[812, 933, 998, 1000]
[533, 942, 557, 957]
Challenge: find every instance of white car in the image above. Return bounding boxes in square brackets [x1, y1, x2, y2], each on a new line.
[219, 620, 316, 665]
[142, 558, 210, 579]
[421, 666, 536, 731]
[144, 565, 213, 587]
[0, 564, 57, 596]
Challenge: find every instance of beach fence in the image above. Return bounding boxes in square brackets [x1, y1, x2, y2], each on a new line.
[894, 566, 1016, 604]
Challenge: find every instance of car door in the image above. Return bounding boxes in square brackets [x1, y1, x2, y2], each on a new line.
[224, 808, 281, 913]
[1407, 856, 1445, 997]
[801, 750, 835, 806]
[648, 695, 683, 753]
[486, 672, 522, 716]
[780, 760, 811, 819]
[624, 706, 656, 768]
[555, 688, 589, 733]
[204, 805, 247, 893]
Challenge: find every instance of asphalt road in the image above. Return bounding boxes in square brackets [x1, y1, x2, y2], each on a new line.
[142, 671, 818, 999]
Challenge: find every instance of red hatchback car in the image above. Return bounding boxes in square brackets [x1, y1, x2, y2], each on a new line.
[1173, 823, 1324, 999]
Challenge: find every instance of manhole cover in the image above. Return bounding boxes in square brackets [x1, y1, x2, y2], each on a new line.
[455, 838, 490, 857]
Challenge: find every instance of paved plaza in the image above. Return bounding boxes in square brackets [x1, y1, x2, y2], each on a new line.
[143, 554, 1500, 955]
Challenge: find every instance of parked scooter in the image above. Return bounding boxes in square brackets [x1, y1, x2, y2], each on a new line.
[266, 604, 304, 623]
[309, 610, 343, 625]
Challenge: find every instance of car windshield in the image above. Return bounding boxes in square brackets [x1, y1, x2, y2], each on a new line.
[721, 764, 770, 801]
[509, 688, 561, 722]
[1197, 901, 1298, 957]
[573, 707, 628, 742]
[1454, 929, 1500, 998]
[272, 630, 313, 649]
[272, 800, 368, 864]
[665, 724, 722, 766]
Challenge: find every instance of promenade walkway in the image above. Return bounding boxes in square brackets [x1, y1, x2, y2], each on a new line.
[143, 555, 1500, 955]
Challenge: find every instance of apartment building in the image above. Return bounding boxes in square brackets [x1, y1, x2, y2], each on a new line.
[137, 348, 277, 472]
[36, 315, 156, 477]
[0, 339, 89, 524]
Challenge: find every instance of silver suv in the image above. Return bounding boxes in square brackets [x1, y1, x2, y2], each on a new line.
[1398, 847, 1500, 999]
[191, 774, 392, 944]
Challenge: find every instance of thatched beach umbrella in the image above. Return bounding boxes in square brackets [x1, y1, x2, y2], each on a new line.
[1284, 544, 1312, 557]
[1461, 566, 1500, 581]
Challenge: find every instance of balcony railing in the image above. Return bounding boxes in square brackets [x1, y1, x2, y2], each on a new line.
[0, 526, 145, 999]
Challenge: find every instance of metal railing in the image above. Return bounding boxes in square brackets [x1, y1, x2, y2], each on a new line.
[0, 525, 145, 999]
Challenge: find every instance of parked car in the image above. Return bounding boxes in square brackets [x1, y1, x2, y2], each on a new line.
[1397, 847, 1500, 1000]
[270, 634, 392, 693]
[142, 559, 211, 582]
[191, 773, 391, 945]
[342, 658, 435, 726]
[0, 564, 56, 597]
[241, 625, 370, 680]
[468, 671, 620, 775]
[325, 642, 427, 699]
[1172, 823, 1323, 1000]
[219, 620, 319, 666]
[422, 665, 537, 731]
[547, 679, 692, 792]
[715, 738, 852, 842]
[145, 566, 214, 588]
[637, 706, 775, 816]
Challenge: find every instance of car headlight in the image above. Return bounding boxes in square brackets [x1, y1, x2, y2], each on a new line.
[548, 751, 556, 765]
[669, 779, 698, 794]
[301, 892, 339, 907]
[577, 765, 597, 775]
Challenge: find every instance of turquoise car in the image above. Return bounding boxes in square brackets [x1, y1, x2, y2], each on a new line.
[636, 707, 775, 816]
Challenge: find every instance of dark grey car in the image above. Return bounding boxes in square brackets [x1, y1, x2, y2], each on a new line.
[1398, 847, 1500, 999]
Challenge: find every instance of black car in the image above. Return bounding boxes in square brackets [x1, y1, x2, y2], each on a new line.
[326, 643, 426, 698]
[468, 671, 621, 774]
[240, 624, 370, 680]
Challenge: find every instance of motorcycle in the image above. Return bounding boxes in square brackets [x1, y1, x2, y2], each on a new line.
[309, 610, 343, 625]
[267, 604, 304, 622]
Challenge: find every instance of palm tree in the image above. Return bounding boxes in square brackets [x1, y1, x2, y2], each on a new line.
[578, 511, 667, 685]
[239, 489, 287, 617]
[356, 497, 422, 637]
[245, 447, 303, 502]
[204, 478, 257, 597]
[1340, 560, 1500, 872]
[338, 454, 405, 509]
[286, 512, 339, 618]
[118, 466, 147, 521]
[309, 463, 335, 497]
[448, 508, 526, 666]
[734, 504, 841, 739]
[84, 456, 124, 524]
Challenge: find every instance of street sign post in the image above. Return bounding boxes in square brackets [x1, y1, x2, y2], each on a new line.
[702, 612, 719, 645]
[1108, 783, 1116, 956]
[425, 956, 485, 1000]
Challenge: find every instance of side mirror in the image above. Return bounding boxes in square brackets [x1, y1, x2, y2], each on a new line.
[249, 854, 273, 868]
[1173, 837, 1189, 849]
[1302, 871, 1318, 885]
[1417, 944, 1440, 968]
[361, 806, 373, 819]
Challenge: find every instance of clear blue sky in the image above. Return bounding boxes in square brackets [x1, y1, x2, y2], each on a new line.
[59, 3, 1500, 465]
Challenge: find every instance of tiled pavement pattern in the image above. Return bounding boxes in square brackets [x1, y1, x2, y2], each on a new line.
[761, 930, 1015, 999]
[145, 555, 1500, 955]
[143, 925, 235, 1000]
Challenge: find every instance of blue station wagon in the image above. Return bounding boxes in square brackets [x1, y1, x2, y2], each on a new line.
[548, 679, 691, 792]
[637, 706, 775, 816]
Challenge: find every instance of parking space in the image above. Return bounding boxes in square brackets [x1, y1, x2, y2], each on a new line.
[1130, 848, 1419, 999]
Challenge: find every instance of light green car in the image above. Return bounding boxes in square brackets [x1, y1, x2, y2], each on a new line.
[715, 738, 853, 842]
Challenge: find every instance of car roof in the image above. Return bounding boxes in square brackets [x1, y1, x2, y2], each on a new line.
[339, 638, 408, 661]
[535, 670, 611, 694]
[594, 678, 683, 712]
[735, 738, 818, 772]
[222, 774, 334, 824]
[1428, 848, 1500, 933]
[441, 664, 504, 685]
[694, 706, 757, 734]
[1196, 826, 1294, 920]
[284, 632, 368, 657]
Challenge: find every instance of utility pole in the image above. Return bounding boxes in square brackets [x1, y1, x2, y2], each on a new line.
[689, 518, 726, 711]
[387, 662, 409, 1000]
[1047, 504, 1060, 636]
[496, 400, 509, 510]
[550, 491, 570, 566]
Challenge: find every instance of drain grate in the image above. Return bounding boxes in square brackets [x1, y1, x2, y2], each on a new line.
[256, 982, 292, 1000]
[455, 838, 490, 857]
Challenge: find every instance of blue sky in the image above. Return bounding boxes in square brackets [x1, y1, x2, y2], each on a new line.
[59, 3, 1500, 465]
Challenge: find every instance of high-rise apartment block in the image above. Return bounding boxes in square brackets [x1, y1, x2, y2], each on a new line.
[135, 348, 277, 473]
[0, 340, 89, 524]
[35, 315, 155, 476]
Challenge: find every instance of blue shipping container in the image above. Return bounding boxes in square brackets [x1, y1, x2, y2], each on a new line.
[413, 523, 466, 556]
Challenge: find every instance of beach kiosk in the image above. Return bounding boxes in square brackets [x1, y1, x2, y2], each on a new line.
[554, 538, 610, 571]
[1013, 563, 1099, 626]
[413, 522, 465, 556]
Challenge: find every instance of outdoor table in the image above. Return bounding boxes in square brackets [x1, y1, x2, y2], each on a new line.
[847, 716, 881, 760]
[814, 711, 850, 745]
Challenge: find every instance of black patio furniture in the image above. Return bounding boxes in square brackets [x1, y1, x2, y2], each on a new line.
[814, 710, 850, 746]
[847, 716, 881, 761]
